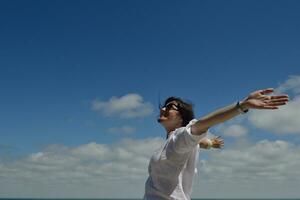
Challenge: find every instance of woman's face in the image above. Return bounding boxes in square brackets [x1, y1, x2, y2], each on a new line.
[157, 101, 183, 130]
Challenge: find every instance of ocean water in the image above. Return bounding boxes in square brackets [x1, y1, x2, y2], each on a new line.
[0, 199, 299, 200]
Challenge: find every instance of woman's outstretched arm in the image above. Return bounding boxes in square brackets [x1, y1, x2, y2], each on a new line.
[191, 88, 289, 135]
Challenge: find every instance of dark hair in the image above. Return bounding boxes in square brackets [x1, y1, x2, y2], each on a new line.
[161, 97, 195, 127]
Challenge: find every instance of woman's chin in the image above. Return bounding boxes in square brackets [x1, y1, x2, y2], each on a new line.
[157, 117, 167, 123]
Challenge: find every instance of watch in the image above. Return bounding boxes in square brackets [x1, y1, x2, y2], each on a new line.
[236, 101, 249, 114]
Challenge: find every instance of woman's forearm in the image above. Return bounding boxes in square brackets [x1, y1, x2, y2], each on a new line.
[192, 101, 248, 134]
[200, 102, 243, 125]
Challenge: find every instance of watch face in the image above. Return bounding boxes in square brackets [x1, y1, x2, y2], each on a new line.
[237, 102, 248, 114]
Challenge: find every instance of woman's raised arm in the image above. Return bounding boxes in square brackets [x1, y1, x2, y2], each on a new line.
[191, 88, 289, 135]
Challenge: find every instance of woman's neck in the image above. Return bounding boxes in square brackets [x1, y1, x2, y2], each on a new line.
[165, 125, 181, 138]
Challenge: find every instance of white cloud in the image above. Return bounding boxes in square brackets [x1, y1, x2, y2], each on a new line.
[221, 124, 248, 138]
[248, 76, 300, 134]
[107, 125, 136, 134]
[276, 75, 300, 95]
[193, 139, 300, 198]
[91, 93, 153, 118]
[0, 138, 163, 198]
[201, 139, 299, 181]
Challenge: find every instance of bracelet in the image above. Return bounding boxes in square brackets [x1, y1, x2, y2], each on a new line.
[236, 101, 249, 114]
[206, 139, 213, 149]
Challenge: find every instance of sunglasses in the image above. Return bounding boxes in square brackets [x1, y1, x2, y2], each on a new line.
[162, 103, 179, 111]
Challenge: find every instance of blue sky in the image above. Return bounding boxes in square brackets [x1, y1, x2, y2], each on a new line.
[0, 0, 300, 198]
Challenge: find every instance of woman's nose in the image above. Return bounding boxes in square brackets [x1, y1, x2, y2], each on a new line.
[160, 107, 166, 115]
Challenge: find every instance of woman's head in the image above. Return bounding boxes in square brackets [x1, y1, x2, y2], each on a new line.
[158, 97, 195, 132]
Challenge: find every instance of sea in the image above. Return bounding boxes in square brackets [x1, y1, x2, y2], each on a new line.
[0, 199, 299, 200]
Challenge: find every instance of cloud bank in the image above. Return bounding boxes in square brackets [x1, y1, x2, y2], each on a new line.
[193, 139, 300, 198]
[1, 137, 300, 198]
[0, 138, 164, 198]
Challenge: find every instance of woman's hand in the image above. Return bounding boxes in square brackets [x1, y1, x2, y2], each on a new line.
[211, 136, 224, 149]
[240, 88, 289, 110]
[199, 136, 224, 149]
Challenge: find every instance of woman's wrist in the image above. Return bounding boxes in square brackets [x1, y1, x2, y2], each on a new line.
[206, 139, 213, 149]
[237, 100, 249, 114]
[240, 100, 250, 110]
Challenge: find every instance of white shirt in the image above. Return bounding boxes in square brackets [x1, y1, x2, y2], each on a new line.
[143, 119, 207, 200]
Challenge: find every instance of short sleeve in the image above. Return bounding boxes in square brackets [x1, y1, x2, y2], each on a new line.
[186, 119, 208, 142]
[170, 119, 208, 154]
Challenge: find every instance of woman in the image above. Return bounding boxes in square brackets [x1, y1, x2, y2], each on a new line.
[143, 88, 289, 200]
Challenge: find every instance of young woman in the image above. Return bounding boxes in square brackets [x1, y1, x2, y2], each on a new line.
[143, 88, 289, 200]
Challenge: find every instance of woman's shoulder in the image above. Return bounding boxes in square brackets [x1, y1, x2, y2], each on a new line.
[173, 119, 198, 135]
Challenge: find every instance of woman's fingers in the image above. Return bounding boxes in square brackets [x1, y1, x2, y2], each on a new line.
[263, 101, 286, 105]
[217, 142, 224, 148]
[211, 136, 224, 148]
[262, 106, 279, 109]
[213, 137, 223, 142]
[262, 95, 289, 101]
[262, 97, 289, 106]
[263, 99, 288, 104]
[271, 95, 289, 99]
[269, 100, 288, 104]
[251, 93, 289, 109]
[213, 140, 224, 146]
[214, 136, 222, 140]
[246, 89, 289, 110]
[260, 88, 274, 95]
[269, 98, 289, 102]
